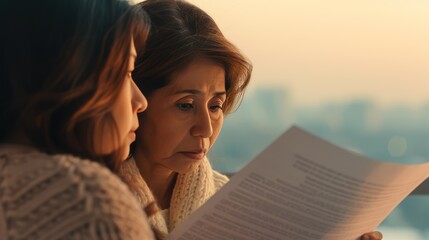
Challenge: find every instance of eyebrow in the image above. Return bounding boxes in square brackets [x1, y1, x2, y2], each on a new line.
[174, 89, 226, 96]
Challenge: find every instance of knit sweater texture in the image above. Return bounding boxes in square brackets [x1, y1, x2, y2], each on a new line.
[0, 144, 155, 240]
[119, 157, 229, 239]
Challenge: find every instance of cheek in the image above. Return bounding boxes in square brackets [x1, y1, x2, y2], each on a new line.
[138, 115, 178, 150]
[113, 115, 128, 141]
[148, 118, 191, 152]
[110, 105, 134, 144]
[156, 120, 189, 148]
[93, 120, 119, 155]
[115, 101, 134, 129]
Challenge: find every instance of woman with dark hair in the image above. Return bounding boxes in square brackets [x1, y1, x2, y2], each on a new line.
[119, 1, 383, 239]
[0, 0, 154, 239]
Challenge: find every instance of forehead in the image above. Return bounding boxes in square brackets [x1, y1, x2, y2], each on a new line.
[129, 39, 137, 67]
[168, 59, 226, 90]
[129, 38, 137, 57]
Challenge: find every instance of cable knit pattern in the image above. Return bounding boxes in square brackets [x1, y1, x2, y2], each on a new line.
[0, 144, 154, 240]
[119, 157, 229, 239]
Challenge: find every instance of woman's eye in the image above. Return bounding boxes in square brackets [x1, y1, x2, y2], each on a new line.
[210, 104, 223, 112]
[177, 103, 194, 111]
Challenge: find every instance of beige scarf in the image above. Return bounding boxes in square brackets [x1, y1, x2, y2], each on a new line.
[118, 157, 228, 239]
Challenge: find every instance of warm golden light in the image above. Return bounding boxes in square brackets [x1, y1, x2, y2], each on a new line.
[189, 0, 429, 106]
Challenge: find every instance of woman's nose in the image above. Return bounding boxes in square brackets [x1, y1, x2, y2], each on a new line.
[190, 108, 213, 138]
[131, 79, 148, 113]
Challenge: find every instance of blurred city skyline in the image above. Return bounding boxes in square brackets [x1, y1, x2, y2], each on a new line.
[208, 87, 429, 239]
[211, 87, 429, 173]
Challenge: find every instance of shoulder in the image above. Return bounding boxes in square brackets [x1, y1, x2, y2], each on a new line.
[0, 145, 154, 240]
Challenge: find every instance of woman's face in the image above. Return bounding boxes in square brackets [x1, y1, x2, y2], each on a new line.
[95, 40, 148, 160]
[136, 59, 225, 173]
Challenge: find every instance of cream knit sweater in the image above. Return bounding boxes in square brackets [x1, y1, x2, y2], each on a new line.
[0, 144, 155, 240]
[119, 157, 229, 239]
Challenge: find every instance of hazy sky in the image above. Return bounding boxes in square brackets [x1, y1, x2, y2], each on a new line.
[186, 0, 429, 106]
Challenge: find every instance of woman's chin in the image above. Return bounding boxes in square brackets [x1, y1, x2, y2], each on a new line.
[175, 160, 203, 174]
[119, 149, 130, 161]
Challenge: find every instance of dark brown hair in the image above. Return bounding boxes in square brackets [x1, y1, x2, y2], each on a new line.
[133, 0, 252, 114]
[0, 0, 150, 169]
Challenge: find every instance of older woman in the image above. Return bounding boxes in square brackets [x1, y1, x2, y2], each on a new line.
[119, 1, 382, 240]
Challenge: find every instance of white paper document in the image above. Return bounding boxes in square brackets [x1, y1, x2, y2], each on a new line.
[167, 126, 429, 240]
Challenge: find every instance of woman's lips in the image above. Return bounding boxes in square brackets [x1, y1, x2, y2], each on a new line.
[180, 150, 206, 160]
[128, 131, 136, 141]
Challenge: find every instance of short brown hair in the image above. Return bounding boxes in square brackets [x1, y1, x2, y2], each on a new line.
[133, 0, 252, 114]
[0, 0, 150, 169]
